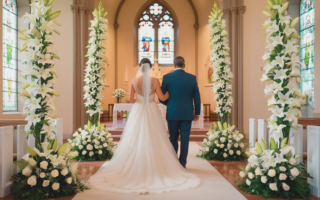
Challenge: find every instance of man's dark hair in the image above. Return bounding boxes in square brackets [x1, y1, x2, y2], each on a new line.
[140, 58, 153, 68]
[174, 56, 185, 67]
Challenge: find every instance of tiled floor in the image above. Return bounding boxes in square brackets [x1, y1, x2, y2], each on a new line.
[2, 142, 319, 200]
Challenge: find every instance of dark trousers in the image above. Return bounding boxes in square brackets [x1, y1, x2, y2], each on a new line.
[167, 120, 192, 167]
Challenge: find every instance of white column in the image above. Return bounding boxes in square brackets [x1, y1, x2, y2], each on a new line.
[289, 125, 303, 163]
[0, 126, 14, 198]
[249, 118, 256, 147]
[258, 119, 267, 145]
[28, 134, 35, 148]
[16, 125, 27, 173]
[307, 125, 320, 197]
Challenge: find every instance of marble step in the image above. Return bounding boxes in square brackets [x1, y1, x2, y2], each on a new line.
[110, 134, 207, 142]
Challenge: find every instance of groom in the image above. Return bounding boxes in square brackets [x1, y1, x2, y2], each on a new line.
[160, 56, 201, 168]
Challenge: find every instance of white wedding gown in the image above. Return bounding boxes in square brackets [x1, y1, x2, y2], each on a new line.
[87, 78, 201, 194]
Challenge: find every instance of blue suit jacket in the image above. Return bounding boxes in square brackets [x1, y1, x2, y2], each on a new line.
[160, 69, 201, 121]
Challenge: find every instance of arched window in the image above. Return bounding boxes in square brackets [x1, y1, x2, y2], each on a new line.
[300, 0, 315, 106]
[2, 0, 18, 112]
[138, 2, 175, 65]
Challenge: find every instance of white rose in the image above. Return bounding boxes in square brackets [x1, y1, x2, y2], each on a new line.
[40, 172, 46, 178]
[27, 175, 37, 186]
[227, 144, 232, 149]
[89, 151, 94, 157]
[268, 169, 276, 177]
[228, 135, 232, 139]
[108, 138, 113, 142]
[261, 176, 267, 183]
[269, 183, 278, 191]
[229, 150, 234, 155]
[220, 144, 225, 148]
[240, 143, 244, 148]
[255, 167, 262, 176]
[214, 140, 219, 144]
[99, 145, 103, 149]
[289, 157, 297, 165]
[22, 166, 32, 176]
[71, 143, 75, 147]
[87, 139, 91, 142]
[28, 158, 37, 167]
[43, 180, 50, 187]
[66, 177, 73, 184]
[224, 148, 227, 152]
[223, 153, 228, 158]
[248, 172, 254, 179]
[205, 147, 209, 152]
[228, 140, 232, 143]
[214, 149, 218, 154]
[79, 145, 83, 150]
[95, 140, 100, 145]
[234, 143, 239, 148]
[239, 171, 246, 178]
[99, 150, 103, 155]
[61, 168, 69, 176]
[94, 145, 99, 149]
[236, 150, 241, 155]
[40, 161, 48, 170]
[51, 169, 59, 178]
[82, 150, 87, 155]
[217, 144, 220, 147]
[246, 179, 251, 186]
[279, 166, 287, 172]
[290, 168, 300, 177]
[282, 182, 290, 191]
[87, 144, 93, 151]
[279, 173, 287, 181]
[103, 143, 108, 147]
[52, 182, 60, 191]
[220, 137, 226, 143]
[83, 141, 87, 145]
[101, 137, 105, 142]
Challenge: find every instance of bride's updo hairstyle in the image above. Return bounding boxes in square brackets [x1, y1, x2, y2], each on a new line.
[139, 58, 152, 72]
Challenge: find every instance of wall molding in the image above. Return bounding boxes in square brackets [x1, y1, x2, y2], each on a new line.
[187, 0, 199, 78]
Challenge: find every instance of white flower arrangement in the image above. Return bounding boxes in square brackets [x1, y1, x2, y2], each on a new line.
[69, 124, 116, 162]
[84, 2, 108, 118]
[112, 88, 126, 99]
[198, 123, 246, 161]
[237, 138, 311, 199]
[12, 2, 87, 199]
[209, 2, 233, 124]
[261, 0, 304, 142]
[302, 90, 312, 106]
[19, 0, 62, 148]
[12, 142, 88, 199]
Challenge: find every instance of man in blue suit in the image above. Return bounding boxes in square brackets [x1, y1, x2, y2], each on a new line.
[160, 56, 201, 168]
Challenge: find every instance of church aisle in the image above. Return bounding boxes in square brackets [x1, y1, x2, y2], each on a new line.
[72, 142, 246, 200]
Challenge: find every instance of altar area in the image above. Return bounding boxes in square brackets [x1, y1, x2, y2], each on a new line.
[111, 103, 204, 129]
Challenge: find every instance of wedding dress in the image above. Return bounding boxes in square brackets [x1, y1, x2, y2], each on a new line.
[87, 64, 200, 194]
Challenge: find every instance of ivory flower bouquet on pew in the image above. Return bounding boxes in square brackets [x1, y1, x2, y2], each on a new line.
[237, 0, 311, 198]
[69, 2, 116, 162]
[197, 3, 246, 161]
[11, 1, 87, 199]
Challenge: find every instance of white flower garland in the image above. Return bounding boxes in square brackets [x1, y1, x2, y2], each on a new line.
[209, 3, 233, 121]
[19, 0, 61, 146]
[261, 1, 304, 141]
[84, 3, 108, 117]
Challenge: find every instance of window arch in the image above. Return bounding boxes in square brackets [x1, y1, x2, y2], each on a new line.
[2, 0, 18, 112]
[300, 0, 315, 106]
[137, 1, 175, 65]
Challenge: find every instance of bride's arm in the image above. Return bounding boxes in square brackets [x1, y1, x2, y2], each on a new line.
[130, 83, 135, 103]
[156, 79, 169, 101]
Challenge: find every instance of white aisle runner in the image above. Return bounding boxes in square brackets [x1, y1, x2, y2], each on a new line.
[73, 143, 246, 200]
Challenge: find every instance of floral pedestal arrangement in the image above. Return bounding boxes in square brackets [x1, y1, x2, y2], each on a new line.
[113, 89, 126, 103]
[69, 124, 116, 162]
[237, 138, 311, 199]
[198, 122, 246, 161]
[11, 142, 88, 200]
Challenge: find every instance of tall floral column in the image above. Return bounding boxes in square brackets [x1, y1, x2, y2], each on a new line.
[237, 1, 311, 198]
[69, 2, 116, 162]
[11, 1, 87, 199]
[197, 3, 246, 161]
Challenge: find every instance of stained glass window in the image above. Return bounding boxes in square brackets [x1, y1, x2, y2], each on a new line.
[2, 0, 18, 112]
[138, 2, 175, 65]
[300, 0, 315, 106]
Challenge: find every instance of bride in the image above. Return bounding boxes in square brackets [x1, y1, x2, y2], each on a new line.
[87, 58, 201, 194]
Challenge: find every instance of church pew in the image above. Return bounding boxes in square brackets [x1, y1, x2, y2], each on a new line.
[249, 118, 256, 148]
[0, 126, 14, 198]
[290, 124, 303, 164]
[307, 125, 320, 197]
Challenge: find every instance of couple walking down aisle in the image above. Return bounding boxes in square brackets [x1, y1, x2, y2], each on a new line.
[87, 57, 201, 194]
